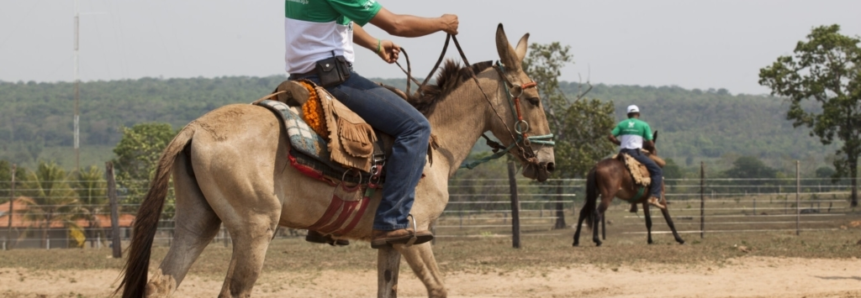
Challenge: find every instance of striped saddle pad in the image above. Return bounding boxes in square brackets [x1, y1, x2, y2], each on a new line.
[256, 99, 375, 185]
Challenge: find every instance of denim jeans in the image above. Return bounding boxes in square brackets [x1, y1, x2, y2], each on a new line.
[291, 71, 430, 231]
[620, 148, 663, 198]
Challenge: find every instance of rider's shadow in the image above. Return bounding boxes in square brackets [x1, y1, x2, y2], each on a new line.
[813, 276, 861, 281]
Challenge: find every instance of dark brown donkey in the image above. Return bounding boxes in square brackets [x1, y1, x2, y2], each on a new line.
[572, 131, 685, 246]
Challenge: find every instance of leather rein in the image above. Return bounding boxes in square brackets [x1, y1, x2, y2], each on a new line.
[394, 34, 555, 169]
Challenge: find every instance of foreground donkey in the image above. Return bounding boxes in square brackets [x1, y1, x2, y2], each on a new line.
[118, 24, 555, 298]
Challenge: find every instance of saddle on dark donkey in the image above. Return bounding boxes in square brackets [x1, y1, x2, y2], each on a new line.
[613, 150, 666, 211]
[253, 80, 437, 246]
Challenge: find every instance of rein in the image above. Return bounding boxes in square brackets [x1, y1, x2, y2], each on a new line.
[393, 34, 555, 169]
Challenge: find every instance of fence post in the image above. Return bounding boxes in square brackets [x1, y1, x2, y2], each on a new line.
[554, 180, 566, 229]
[507, 161, 521, 249]
[753, 198, 756, 216]
[6, 164, 15, 250]
[700, 161, 705, 239]
[458, 210, 463, 229]
[106, 162, 122, 258]
[796, 161, 800, 236]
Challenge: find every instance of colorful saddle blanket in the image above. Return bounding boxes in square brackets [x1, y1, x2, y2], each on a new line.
[256, 99, 376, 185]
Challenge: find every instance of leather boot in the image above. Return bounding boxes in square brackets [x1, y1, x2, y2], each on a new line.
[370, 229, 433, 249]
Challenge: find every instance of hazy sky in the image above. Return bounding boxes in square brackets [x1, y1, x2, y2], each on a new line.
[1, 0, 859, 95]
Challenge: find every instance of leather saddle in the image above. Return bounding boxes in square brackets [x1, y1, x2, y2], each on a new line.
[255, 80, 436, 186]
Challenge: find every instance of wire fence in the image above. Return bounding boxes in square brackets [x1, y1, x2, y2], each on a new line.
[1, 174, 859, 250]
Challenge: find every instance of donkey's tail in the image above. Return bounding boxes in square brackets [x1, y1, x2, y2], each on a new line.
[115, 126, 195, 298]
[584, 167, 598, 230]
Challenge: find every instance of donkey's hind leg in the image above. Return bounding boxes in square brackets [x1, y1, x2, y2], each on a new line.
[572, 203, 590, 246]
[592, 194, 613, 246]
[148, 151, 221, 296]
[397, 242, 447, 298]
[642, 202, 654, 244]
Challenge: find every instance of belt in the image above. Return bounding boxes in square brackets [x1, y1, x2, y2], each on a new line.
[289, 61, 353, 79]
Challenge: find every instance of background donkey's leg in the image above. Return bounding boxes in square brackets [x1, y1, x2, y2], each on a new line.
[643, 202, 654, 244]
[660, 207, 686, 244]
[396, 242, 447, 298]
[148, 152, 221, 296]
[572, 205, 589, 246]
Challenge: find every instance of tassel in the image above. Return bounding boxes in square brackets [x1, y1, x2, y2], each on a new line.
[338, 118, 375, 158]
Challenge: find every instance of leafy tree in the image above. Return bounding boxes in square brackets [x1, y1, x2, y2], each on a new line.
[19, 161, 81, 248]
[554, 99, 616, 177]
[75, 165, 108, 246]
[112, 123, 176, 207]
[759, 24, 861, 206]
[523, 42, 615, 178]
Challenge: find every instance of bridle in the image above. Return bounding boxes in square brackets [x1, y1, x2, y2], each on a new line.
[394, 34, 555, 169]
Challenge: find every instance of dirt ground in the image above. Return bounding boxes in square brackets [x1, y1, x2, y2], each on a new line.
[1, 256, 859, 298]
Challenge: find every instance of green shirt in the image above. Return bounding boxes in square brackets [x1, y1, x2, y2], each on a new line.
[285, 0, 382, 26]
[611, 118, 653, 149]
[284, 0, 383, 74]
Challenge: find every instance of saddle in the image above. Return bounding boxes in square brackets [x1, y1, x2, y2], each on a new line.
[613, 150, 666, 187]
[254, 80, 436, 186]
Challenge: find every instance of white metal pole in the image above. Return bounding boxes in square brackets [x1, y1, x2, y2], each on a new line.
[74, 0, 80, 171]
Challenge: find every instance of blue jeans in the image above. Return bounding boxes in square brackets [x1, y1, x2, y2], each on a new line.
[291, 71, 430, 231]
[620, 148, 662, 198]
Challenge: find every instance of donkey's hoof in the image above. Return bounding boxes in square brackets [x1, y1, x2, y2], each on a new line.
[572, 242, 579, 247]
[677, 240, 686, 245]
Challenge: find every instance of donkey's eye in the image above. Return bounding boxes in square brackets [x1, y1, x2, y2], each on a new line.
[525, 97, 540, 107]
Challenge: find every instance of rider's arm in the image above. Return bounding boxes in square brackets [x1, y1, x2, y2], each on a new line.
[608, 135, 621, 146]
[369, 8, 458, 37]
[353, 25, 399, 63]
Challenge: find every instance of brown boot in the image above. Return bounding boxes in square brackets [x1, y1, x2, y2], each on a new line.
[647, 197, 666, 209]
[371, 229, 434, 249]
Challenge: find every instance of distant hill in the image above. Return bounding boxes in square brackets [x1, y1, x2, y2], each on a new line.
[0, 76, 835, 173]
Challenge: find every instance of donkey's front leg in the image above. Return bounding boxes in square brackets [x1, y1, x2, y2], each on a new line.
[396, 242, 447, 298]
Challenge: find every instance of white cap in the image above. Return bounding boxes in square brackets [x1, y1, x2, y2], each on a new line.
[627, 105, 640, 113]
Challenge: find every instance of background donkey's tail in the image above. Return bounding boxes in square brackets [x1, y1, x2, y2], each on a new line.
[584, 168, 598, 230]
[115, 126, 195, 298]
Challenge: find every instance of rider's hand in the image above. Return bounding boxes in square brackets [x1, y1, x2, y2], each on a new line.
[378, 40, 400, 63]
[440, 14, 459, 35]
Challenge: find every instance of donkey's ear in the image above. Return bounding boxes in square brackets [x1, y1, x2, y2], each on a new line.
[515, 33, 529, 63]
[653, 130, 659, 142]
[495, 23, 521, 70]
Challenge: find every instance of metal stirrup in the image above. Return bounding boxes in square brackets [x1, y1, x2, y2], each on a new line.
[406, 214, 418, 246]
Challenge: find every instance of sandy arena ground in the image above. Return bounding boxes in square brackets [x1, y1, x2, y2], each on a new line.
[1, 256, 859, 297]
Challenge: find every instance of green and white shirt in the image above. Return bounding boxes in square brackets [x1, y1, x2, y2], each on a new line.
[611, 118, 653, 150]
[284, 0, 382, 74]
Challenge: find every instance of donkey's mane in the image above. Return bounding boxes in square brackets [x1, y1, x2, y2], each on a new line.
[407, 59, 494, 116]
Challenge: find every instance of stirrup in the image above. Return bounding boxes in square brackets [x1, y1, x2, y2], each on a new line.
[406, 214, 418, 246]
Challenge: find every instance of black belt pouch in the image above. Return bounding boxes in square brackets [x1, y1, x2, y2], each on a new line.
[316, 52, 351, 87]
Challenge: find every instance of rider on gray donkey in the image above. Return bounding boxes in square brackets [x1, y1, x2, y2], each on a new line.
[285, 0, 459, 248]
